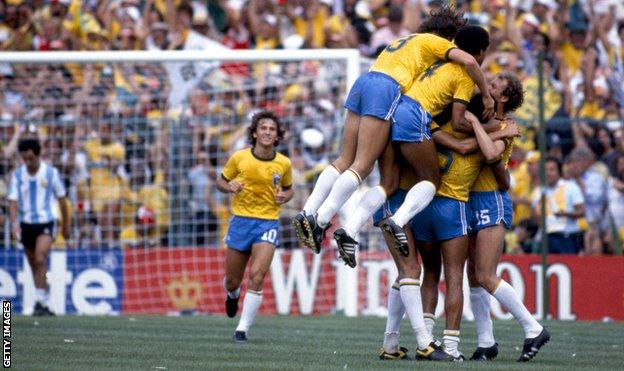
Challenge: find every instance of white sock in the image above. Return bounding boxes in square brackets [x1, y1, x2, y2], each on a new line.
[424, 313, 436, 338]
[443, 330, 461, 358]
[303, 165, 341, 215]
[317, 169, 361, 227]
[223, 277, 241, 299]
[470, 287, 495, 347]
[35, 288, 46, 304]
[399, 278, 432, 349]
[390, 181, 436, 227]
[344, 186, 386, 238]
[383, 283, 404, 353]
[236, 290, 263, 333]
[492, 280, 543, 339]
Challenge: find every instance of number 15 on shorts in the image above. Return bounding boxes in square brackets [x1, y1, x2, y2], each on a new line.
[475, 210, 490, 226]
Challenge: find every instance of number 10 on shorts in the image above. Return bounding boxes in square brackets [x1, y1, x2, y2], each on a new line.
[261, 229, 277, 243]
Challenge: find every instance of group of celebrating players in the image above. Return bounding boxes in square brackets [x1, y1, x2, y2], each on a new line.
[218, 5, 549, 363]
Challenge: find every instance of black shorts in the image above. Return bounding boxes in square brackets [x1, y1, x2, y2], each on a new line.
[20, 222, 56, 250]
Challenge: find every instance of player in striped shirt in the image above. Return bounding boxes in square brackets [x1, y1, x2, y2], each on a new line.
[8, 138, 70, 316]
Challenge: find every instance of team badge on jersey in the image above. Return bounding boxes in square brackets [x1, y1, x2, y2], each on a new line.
[40, 179, 48, 188]
[272, 173, 281, 187]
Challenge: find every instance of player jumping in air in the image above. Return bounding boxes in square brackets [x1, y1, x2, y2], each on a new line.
[293, 6, 494, 256]
[334, 25, 492, 268]
[217, 111, 293, 343]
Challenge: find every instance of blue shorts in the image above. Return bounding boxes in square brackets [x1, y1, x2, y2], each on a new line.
[344, 71, 402, 120]
[469, 191, 513, 233]
[391, 95, 432, 143]
[410, 196, 473, 242]
[225, 216, 279, 251]
[372, 189, 408, 227]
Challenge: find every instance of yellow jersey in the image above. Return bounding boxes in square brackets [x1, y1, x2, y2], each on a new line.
[433, 122, 484, 202]
[405, 62, 475, 116]
[221, 148, 293, 220]
[370, 33, 457, 91]
[472, 138, 515, 192]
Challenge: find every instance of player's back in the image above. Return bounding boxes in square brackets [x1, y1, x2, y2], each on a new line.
[370, 33, 457, 92]
[433, 121, 484, 202]
[405, 61, 474, 117]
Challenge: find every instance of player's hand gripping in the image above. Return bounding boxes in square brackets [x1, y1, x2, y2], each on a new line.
[228, 180, 244, 193]
[501, 120, 521, 138]
[482, 91, 496, 121]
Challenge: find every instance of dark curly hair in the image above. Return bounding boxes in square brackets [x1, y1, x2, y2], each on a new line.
[417, 5, 467, 40]
[498, 72, 524, 113]
[247, 110, 285, 147]
[454, 25, 489, 56]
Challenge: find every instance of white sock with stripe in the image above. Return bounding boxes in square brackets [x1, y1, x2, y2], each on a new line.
[303, 165, 341, 215]
[443, 330, 461, 358]
[383, 283, 405, 353]
[317, 169, 361, 227]
[492, 280, 543, 339]
[344, 185, 386, 238]
[390, 181, 435, 227]
[236, 290, 263, 333]
[423, 313, 436, 338]
[35, 288, 46, 305]
[399, 278, 432, 349]
[470, 287, 495, 347]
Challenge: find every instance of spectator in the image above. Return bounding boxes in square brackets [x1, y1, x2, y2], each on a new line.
[532, 157, 585, 254]
[83, 122, 125, 247]
[369, 6, 410, 57]
[567, 147, 610, 254]
[606, 154, 624, 253]
[187, 151, 219, 246]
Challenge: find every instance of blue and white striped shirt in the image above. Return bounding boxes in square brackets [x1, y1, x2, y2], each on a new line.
[7, 162, 66, 224]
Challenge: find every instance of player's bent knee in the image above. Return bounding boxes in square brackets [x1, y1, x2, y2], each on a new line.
[476, 273, 499, 293]
[249, 271, 268, 291]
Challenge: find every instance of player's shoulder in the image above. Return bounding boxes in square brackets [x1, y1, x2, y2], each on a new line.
[274, 151, 292, 166]
[230, 147, 252, 161]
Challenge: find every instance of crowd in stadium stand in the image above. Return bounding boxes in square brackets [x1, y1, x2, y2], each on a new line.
[1, 0, 624, 254]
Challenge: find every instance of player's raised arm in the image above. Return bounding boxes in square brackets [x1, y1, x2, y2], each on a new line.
[469, 112, 507, 162]
[447, 48, 494, 120]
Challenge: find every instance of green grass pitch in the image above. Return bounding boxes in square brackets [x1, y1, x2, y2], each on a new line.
[12, 315, 624, 370]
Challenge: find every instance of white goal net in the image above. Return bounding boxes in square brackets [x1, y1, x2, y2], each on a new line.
[0, 49, 395, 317]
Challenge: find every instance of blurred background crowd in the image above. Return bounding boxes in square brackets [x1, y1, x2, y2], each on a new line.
[0, 0, 623, 255]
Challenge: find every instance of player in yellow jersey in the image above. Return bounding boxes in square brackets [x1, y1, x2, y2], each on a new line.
[464, 74, 551, 362]
[372, 95, 518, 361]
[408, 91, 519, 360]
[217, 111, 293, 343]
[334, 25, 491, 268]
[293, 6, 495, 256]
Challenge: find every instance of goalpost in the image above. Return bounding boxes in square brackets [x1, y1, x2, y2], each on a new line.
[0, 49, 378, 317]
